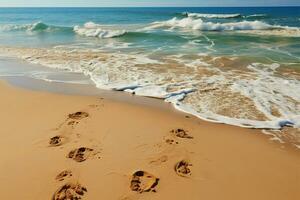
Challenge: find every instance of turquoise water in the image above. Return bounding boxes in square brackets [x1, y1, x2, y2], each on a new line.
[0, 7, 299, 131]
[0, 7, 299, 60]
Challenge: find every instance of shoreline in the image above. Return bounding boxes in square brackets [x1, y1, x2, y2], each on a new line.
[1, 47, 299, 131]
[1, 56, 299, 150]
[0, 56, 183, 111]
[0, 80, 299, 199]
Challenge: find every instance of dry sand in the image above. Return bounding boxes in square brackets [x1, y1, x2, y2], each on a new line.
[0, 81, 299, 200]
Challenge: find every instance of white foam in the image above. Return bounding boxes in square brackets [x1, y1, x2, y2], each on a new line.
[74, 22, 126, 38]
[1, 47, 299, 131]
[182, 12, 268, 19]
[245, 14, 268, 18]
[146, 17, 300, 37]
[184, 12, 241, 19]
[230, 63, 300, 125]
[29, 71, 91, 84]
[147, 17, 274, 31]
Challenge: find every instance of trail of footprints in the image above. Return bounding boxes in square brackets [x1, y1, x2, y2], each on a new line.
[49, 110, 95, 200]
[49, 105, 194, 199]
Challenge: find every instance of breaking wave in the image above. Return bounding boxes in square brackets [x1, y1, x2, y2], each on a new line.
[0, 21, 127, 39]
[147, 17, 274, 31]
[0, 22, 72, 33]
[1, 19, 298, 39]
[245, 14, 268, 19]
[182, 12, 242, 19]
[145, 17, 300, 37]
[181, 12, 268, 19]
[73, 22, 127, 39]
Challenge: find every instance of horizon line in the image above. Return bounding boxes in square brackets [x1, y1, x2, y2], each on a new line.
[0, 5, 299, 8]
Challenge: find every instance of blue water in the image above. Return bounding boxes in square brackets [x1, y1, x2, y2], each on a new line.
[0, 7, 299, 131]
[0, 7, 299, 25]
[0, 7, 299, 61]
[0, 7, 300, 46]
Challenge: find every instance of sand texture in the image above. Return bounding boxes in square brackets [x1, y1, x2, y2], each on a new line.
[0, 81, 299, 200]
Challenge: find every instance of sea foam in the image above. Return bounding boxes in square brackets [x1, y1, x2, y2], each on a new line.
[147, 17, 273, 31]
[183, 12, 242, 19]
[0, 47, 299, 131]
[145, 17, 300, 37]
[182, 12, 268, 19]
[74, 22, 127, 38]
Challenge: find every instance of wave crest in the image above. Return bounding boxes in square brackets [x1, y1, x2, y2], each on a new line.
[245, 14, 268, 19]
[73, 22, 127, 39]
[147, 17, 273, 31]
[0, 21, 72, 33]
[28, 22, 49, 31]
[183, 12, 242, 19]
[182, 12, 268, 19]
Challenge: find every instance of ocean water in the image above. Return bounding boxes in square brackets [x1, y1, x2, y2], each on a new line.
[0, 7, 299, 140]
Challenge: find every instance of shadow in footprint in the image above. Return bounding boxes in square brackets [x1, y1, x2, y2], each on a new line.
[175, 160, 192, 177]
[55, 111, 89, 131]
[67, 147, 94, 162]
[67, 121, 79, 126]
[55, 170, 73, 181]
[130, 171, 159, 193]
[52, 183, 87, 200]
[68, 112, 89, 120]
[171, 129, 193, 139]
[49, 136, 65, 147]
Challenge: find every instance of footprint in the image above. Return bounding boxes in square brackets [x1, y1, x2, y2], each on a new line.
[68, 112, 89, 120]
[149, 155, 168, 165]
[165, 138, 178, 145]
[55, 170, 72, 181]
[130, 171, 159, 193]
[171, 129, 193, 139]
[52, 183, 87, 200]
[174, 160, 192, 177]
[67, 147, 94, 162]
[55, 112, 88, 131]
[49, 136, 65, 147]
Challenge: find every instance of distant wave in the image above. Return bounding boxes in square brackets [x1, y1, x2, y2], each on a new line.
[147, 17, 275, 31]
[0, 22, 72, 33]
[73, 22, 127, 39]
[182, 12, 242, 19]
[181, 12, 268, 19]
[2, 19, 297, 39]
[0, 21, 127, 39]
[144, 17, 300, 37]
[28, 22, 49, 31]
[245, 14, 268, 19]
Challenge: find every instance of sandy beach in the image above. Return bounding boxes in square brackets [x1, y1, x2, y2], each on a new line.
[0, 80, 299, 200]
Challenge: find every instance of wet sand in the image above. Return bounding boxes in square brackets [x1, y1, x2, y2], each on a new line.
[0, 80, 299, 200]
